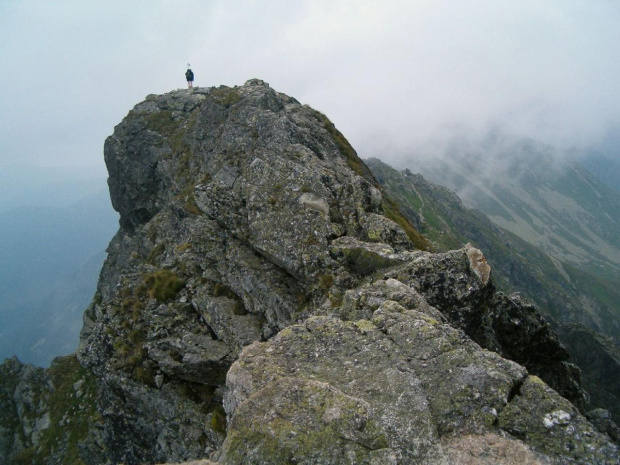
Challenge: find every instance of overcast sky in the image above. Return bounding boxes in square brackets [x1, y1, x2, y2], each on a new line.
[1, 0, 619, 173]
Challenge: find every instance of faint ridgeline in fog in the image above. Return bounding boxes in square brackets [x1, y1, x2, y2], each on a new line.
[0, 164, 118, 366]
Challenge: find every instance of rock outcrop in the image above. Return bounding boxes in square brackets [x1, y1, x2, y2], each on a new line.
[2, 80, 617, 464]
[77, 79, 431, 464]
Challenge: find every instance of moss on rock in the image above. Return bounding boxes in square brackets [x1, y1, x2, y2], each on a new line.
[498, 376, 617, 462]
[10, 355, 99, 465]
[223, 378, 390, 464]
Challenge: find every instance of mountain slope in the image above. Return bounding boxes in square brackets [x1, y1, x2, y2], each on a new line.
[368, 158, 620, 338]
[412, 138, 620, 282]
[367, 158, 620, 420]
[581, 151, 620, 193]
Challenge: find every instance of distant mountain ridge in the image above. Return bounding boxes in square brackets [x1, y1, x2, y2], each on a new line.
[581, 152, 620, 193]
[409, 137, 620, 283]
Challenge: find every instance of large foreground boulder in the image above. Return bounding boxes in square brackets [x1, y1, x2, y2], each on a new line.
[216, 281, 617, 464]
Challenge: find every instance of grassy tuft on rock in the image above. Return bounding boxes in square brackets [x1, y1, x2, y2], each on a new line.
[142, 269, 185, 302]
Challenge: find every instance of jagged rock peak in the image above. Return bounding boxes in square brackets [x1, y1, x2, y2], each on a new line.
[41, 80, 618, 463]
[105, 78, 422, 270]
[75, 79, 431, 464]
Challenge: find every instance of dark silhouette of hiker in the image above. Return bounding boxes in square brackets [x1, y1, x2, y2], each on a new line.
[186, 68, 194, 88]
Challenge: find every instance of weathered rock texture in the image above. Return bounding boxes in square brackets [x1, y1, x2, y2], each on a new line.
[215, 249, 616, 463]
[76, 79, 430, 464]
[2, 80, 617, 464]
[0, 355, 98, 464]
[218, 312, 614, 463]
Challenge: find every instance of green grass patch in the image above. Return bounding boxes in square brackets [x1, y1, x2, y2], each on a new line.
[142, 269, 185, 302]
[147, 243, 166, 264]
[211, 86, 243, 108]
[176, 242, 192, 253]
[318, 274, 334, 293]
[211, 404, 227, 433]
[313, 110, 377, 184]
[144, 109, 192, 159]
[183, 192, 202, 215]
[144, 110, 181, 135]
[175, 185, 202, 216]
[382, 197, 433, 251]
[134, 365, 156, 386]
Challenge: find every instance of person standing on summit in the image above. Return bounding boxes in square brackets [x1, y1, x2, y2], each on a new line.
[185, 66, 194, 88]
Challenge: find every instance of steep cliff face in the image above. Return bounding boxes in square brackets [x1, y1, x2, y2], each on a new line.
[77, 79, 429, 464]
[3, 80, 617, 464]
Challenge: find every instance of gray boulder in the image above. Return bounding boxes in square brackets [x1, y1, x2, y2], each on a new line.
[219, 308, 616, 463]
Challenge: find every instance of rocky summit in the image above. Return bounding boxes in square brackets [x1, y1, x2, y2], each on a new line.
[2, 80, 618, 464]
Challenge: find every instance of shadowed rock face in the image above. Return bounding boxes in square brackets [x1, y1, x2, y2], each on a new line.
[4, 80, 616, 464]
[557, 324, 620, 424]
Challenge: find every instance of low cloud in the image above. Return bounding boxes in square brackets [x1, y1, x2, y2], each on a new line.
[1, 0, 619, 169]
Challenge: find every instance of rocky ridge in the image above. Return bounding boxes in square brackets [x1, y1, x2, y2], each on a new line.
[367, 158, 620, 419]
[1, 80, 618, 464]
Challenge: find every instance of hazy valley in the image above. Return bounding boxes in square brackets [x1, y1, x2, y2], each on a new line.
[0, 168, 118, 366]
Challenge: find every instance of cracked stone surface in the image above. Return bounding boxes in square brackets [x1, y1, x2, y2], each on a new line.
[218, 309, 617, 464]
